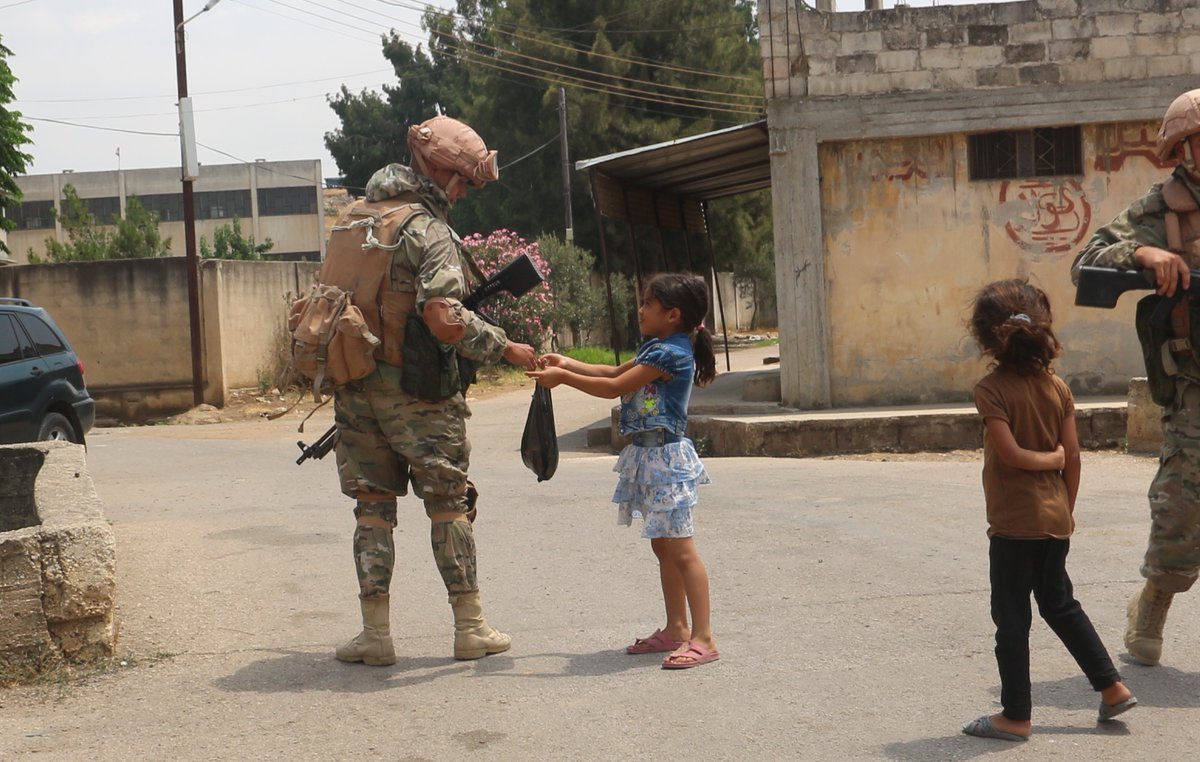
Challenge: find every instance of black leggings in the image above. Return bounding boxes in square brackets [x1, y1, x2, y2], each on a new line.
[989, 536, 1120, 722]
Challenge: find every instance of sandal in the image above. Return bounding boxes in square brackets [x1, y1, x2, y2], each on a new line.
[961, 715, 1029, 742]
[626, 629, 683, 655]
[661, 640, 720, 669]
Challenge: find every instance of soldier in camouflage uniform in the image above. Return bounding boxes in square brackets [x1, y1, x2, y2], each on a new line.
[1071, 89, 1200, 667]
[334, 116, 537, 666]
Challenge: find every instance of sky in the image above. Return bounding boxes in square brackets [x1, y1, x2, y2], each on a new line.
[1, 0, 1017, 182]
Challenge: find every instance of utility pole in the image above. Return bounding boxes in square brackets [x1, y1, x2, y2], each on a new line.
[558, 87, 573, 243]
[174, 0, 216, 408]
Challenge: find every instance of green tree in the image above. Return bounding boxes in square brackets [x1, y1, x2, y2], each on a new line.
[199, 216, 273, 260]
[30, 186, 172, 263]
[0, 35, 33, 256]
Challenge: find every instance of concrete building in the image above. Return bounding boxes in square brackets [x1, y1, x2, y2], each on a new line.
[6, 159, 324, 264]
[759, 0, 1199, 408]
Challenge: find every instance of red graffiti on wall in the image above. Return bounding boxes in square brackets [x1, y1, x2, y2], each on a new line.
[1095, 125, 1176, 172]
[1000, 179, 1092, 254]
[871, 159, 929, 183]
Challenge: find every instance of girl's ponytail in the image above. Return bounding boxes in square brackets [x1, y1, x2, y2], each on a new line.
[692, 324, 717, 387]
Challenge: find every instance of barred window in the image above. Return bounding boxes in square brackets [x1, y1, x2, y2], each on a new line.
[194, 190, 251, 220]
[968, 127, 1082, 180]
[11, 200, 55, 230]
[83, 196, 121, 224]
[257, 186, 317, 216]
[137, 193, 185, 222]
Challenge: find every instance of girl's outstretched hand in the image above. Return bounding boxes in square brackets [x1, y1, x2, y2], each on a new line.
[536, 353, 568, 369]
[526, 367, 565, 388]
[1052, 443, 1066, 470]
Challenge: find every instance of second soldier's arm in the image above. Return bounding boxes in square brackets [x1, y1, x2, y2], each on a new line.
[1071, 185, 1169, 283]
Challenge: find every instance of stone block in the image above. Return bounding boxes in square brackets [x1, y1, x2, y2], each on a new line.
[1102, 57, 1150, 80]
[1018, 63, 1063, 85]
[1127, 377, 1163, 453]
[1048, 39, 1091, 61]
[976, 67, 1021, 87]
[876, 49, 919, 72]
[920, 47, 963, 69]
[1009, 21, 1053, 44]
[882, 27, 920, 50]
[1148, 55, 1190, 78]
[1137, 12, 1181, 35]
[923, 27, 965, 47]
[803, 34, 840, 58]
[994, 2, 1039, 25]
[743, 371, 782, 402]
[1131, 34, 1177, 57]
[1091, 36, 1133, 59]
[836, 53, 878, 74]
[0, 442, 116, 673]
[1006, 43, 1047, 64]
[1052, 17, 1098, 39]
[968, 25, 1008, 47]
[840, 30, 883, 55]
[1178, 35, 1200, 55]
[1094, 13, 1139, 36]
[1185, 8, 1200, 27]
[932, 68, 977, 90]
[1059, 60, 1105, 84]
[889, 69, 934, 92]
[1035, 0, 1080, 19]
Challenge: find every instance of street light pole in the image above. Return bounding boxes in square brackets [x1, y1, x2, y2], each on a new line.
[173, 0, 219, 408]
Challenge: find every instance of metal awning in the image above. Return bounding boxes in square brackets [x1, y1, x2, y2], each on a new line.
[575, 120, 770, 232]
[574, 120, 772, 368]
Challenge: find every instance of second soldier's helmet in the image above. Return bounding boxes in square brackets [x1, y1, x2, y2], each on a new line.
[1156, 89, 1200, 160]
[407, 116, 499, 189]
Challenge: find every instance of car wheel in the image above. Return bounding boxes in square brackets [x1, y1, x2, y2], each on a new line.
[38, 412, 78, 443]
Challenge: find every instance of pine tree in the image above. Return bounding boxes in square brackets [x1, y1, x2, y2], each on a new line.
[0, 35, 33, 256]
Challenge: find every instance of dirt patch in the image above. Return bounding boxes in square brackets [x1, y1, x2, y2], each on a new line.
[161, 366, 534, 425]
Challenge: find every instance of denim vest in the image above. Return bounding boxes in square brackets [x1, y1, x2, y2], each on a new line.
[618, 333, 694, 436]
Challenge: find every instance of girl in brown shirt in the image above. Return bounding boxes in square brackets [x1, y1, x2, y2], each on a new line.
[962, 279, 1136, 743]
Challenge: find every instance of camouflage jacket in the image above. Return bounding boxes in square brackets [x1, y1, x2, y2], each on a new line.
[364, 163, 508, 364]
[1071, 166, 1200, 282]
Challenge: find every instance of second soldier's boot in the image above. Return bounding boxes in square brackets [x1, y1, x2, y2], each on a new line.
[335, 595, 396, 666]
[450, 590, 511, 660]
[1125, 580, 1174, 666]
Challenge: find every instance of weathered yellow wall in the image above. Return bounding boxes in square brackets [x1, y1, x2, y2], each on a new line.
[820, 121, 1162, 405]
[0, 258, 320, 420]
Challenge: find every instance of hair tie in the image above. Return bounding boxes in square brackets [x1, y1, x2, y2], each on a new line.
[695, 324, 706, 333]
[1009, 313, 1031, 324]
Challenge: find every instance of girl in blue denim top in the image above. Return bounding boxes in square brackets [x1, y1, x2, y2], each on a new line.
[527, 272, 719, 669]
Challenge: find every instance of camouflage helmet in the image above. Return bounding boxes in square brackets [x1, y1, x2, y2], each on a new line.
[407, 116, 499, 189]
[1156, 89, 1200, 160]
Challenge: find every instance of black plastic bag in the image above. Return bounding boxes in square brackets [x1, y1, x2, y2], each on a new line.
[520, 385, 558, 482]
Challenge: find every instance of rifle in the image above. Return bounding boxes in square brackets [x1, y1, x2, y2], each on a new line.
[295, 253, 546, 465]
[296, 425, 338, 465]
[1074, 265, 1200, 308]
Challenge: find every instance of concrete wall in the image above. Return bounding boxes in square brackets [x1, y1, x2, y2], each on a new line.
[0, 258, 320, 420]
[819, 122, 1159, 404]
[759, 0, 1196, 408]
[713, 272, 779, 332]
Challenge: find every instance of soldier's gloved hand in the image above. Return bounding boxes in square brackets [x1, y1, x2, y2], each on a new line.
[503, 340, 537, 369]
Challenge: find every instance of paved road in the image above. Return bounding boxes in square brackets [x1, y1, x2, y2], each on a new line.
[2, 354, 1198, 760]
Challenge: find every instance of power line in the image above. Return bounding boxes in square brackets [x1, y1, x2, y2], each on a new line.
[24, 116, 179, 138]
[499, 131, 560, 171]
[442, 40, 761, 116]
[229, 0, 381, 44]
[0, 0, 41, 9]
[433, 28, 760, 105]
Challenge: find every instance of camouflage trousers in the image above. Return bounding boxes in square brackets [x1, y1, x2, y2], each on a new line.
[336, 364, 477, 599]
[1144, 379, 1200, 593]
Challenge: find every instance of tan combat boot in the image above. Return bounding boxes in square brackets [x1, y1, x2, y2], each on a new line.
[1125, 580, 1174, 666]
[335, 595, 396, 666]
[450, 591, 511, 660]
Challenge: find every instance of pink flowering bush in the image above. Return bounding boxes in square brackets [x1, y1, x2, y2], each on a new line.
[461, 229, 553, 347]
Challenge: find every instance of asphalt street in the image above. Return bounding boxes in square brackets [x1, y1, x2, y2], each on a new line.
[2, 352, 1198, 760]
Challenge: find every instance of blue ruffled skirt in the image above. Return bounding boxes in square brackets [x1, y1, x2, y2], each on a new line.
[612, 438, 711, 539]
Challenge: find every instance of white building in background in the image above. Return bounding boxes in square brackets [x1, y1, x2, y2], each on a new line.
[7, 159, 325, 263]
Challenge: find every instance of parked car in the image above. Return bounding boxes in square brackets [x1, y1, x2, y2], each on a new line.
[0, 298, 95, 445]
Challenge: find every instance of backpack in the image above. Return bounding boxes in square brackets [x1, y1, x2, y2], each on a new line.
[287, 200, 427, 402]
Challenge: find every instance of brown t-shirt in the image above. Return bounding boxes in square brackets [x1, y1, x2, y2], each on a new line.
[974, 369, 1075, 539]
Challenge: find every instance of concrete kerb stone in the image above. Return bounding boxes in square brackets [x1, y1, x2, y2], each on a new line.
[0, 441, 117, 675]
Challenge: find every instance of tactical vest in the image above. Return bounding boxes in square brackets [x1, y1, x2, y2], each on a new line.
[319, 197, 428, 367]
[1136, 178, 1200, 406]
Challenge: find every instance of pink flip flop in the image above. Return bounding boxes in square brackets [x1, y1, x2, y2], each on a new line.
[626, 629, 683, 655]
[661, 640, 720, 669]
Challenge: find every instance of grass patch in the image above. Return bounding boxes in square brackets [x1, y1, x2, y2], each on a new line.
[751, 337, 780, 347]
[562, 345, 623, 366]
